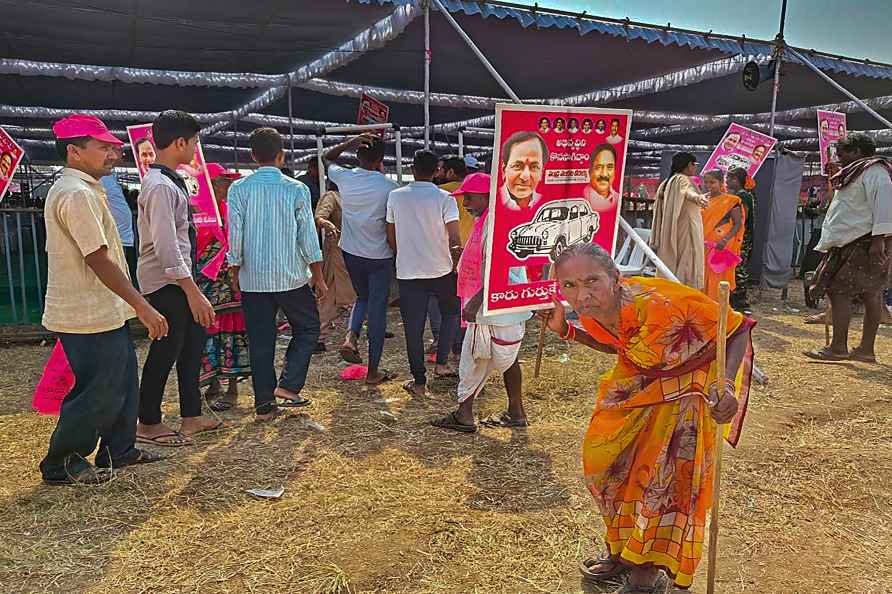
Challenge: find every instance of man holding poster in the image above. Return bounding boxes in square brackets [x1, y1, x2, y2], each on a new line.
[483, 104, 631, 318]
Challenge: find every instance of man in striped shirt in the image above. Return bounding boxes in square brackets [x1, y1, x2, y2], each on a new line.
[227, 128, 327, 420]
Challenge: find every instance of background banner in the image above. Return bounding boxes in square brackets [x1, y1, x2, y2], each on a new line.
[483, 103, 632, 315]
[126, 123, 221, 228]
[700, 123, 777, 178]
[816, 109, 846, 174]
[0, 127, 25, 204]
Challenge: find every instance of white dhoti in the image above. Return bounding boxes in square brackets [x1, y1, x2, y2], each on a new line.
[457, 322, 526, 403]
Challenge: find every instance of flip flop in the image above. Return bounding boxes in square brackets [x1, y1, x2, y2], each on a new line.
[402, 380, 428, 397]
[579, 556, 630, 583]
[136, 431, 192, 447]
[430, 411, 477, 433]
[849, 348, 878, 364]
[97, 448, 165, 469]
[210, 397, 235, 412]
[803, 347, 848, 361]
[479, 411, 528, 428]
[181, 420, 227, 437]
[339, 345, 362, 364]
[275, 396, 312, 408]
[365, 369, 396, 386]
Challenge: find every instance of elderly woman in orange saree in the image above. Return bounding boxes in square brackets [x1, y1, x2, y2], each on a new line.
[543, 243, 755, 593]
[701, 170, 745, 302]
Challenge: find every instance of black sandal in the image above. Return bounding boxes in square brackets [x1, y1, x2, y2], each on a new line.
[579, 555, 630, 583]
[430, 411, 477, 433]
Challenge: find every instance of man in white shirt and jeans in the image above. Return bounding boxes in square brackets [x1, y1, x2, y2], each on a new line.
[807, 133, 892, 363]
[386, 150, 463, 396]
[325, 134, 398, 385]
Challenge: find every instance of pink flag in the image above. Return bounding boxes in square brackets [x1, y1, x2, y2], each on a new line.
[31, 340, 75, 415]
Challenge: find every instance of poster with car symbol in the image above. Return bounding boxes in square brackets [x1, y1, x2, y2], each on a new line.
[483, 103, 632, 315]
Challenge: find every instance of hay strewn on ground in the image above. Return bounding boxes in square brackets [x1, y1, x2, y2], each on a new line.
[0, 285, 890, 593]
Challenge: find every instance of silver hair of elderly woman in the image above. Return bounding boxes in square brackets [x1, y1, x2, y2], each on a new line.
[553, 243, 620, 279]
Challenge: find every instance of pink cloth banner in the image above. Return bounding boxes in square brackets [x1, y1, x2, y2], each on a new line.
[701, 123, 777, 178]
[817, 110, 847, 175]
[31, 340, 74, 416]
[483, 104, 632, 316]
[0, 127, 25, 204]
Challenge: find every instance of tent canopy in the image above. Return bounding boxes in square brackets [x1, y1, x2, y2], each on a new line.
[3, 0, 892, 166]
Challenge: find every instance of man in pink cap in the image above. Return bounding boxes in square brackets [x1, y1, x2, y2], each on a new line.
[40, 114, 168, 485]
[431, 172, 531, 433]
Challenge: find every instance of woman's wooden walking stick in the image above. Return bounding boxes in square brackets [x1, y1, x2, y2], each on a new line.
[706, 281, 730, 594]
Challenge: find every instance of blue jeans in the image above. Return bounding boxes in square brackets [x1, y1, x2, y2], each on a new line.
[343, 251, 393, 371]
[242, 286, 320, 414]
[40, 323, 139, 481]
[399, 273, 459, 386]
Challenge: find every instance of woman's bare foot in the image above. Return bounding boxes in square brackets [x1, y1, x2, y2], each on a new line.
[137, 421, 180, 441]
[180, 415, 224, 437]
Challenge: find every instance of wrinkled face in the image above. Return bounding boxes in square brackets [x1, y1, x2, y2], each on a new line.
[704, 175, 723, 195]
[723, 133, 741, 151]
[590, 150, 616, 197]
[463, 191, 489, 217]
[138, 141, 156, 171]
[503, 138, 543, 201]
[556, 255, 620, 320]
[70, 138, 120, 178]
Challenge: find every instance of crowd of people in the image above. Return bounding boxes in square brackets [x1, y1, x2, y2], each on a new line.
[32, 107, 889, 594]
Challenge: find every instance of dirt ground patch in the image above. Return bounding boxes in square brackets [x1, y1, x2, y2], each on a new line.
[0, 286, 890, 593]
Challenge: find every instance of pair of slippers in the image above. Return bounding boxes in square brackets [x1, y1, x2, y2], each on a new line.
[803, 346, 877, 363]
[429, 411, 528, 434]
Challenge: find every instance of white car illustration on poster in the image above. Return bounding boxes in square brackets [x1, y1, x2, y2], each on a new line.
[507, 199, 600, 261]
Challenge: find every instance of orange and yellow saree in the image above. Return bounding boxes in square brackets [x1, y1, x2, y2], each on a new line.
[579, 277, 754, 588]
[702, 194, 745, 301]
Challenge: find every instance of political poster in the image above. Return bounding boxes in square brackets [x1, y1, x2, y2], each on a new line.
[700, 123, 777, 178]
[126, 123, 221, 229]
[357, 93, 390, 136]
[817, 110, 846, 175]
[0, 127, 25, 204]
[483, 103, 632, 315]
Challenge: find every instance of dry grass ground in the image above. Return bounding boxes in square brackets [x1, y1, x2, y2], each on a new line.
[0, 286, 890, 594]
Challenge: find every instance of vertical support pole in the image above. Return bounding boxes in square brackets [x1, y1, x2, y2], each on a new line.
[316, 135, 326, 199]
[288, 74, 296, 166]
[2, 213, 17, 322]
[768, 0, 787, 138]
[15, 212, 28, 321]
[458, 131, 464, 157]
[424, 0, 431, 150]
[30, 212, 43, 311]
[394, 127, 404, 183]
[233, 116, 239, 169]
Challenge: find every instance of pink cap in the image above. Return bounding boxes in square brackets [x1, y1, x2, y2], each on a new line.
[206, 163, 241, 180]
[450, 172, 490, 196]
[52, 114, 123, 146]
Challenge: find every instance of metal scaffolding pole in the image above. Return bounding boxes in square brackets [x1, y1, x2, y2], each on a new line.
[429, 0, 521, 103]
[768, 0, 788, 138]
[788, 48, 892, 130]
[458, 131, 464, 157]
[394, 127, 403, 183]
[315, 135, 326, 199]
[288, 75, 296, 166]
[424, 1, 431, 149]
[232, 116, 239, 168]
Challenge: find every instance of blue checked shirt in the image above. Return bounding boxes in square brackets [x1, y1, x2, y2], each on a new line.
[227, 167, 322, 293]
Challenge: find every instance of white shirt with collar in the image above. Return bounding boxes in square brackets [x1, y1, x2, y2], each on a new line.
[816, 163, 892, 252]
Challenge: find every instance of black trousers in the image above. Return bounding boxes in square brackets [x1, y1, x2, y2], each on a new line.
[398, 272, 460, 386]
[138, 284, 206, 425]
[40, 324, 139, 480]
